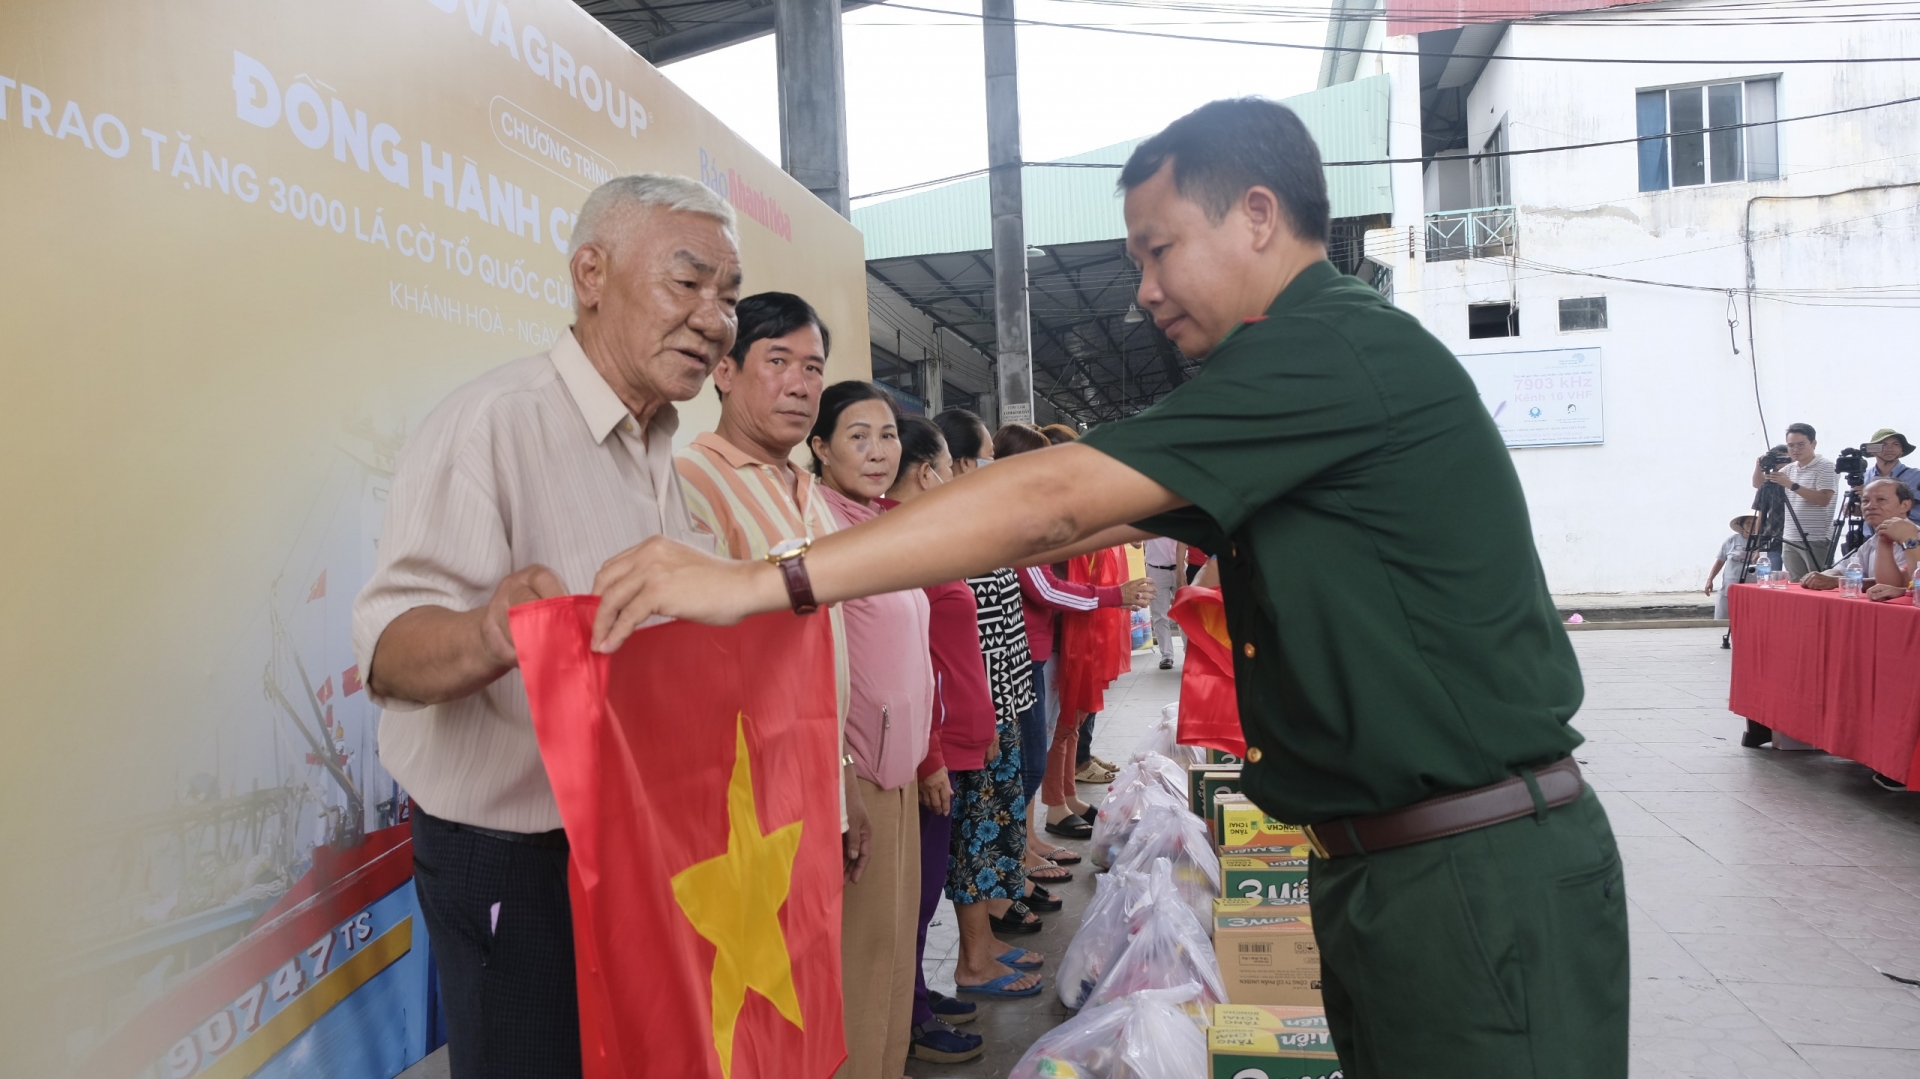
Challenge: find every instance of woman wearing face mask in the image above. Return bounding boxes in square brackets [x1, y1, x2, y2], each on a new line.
[811, 382, 933, 1079]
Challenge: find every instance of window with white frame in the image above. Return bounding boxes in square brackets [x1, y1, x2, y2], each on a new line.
[1636, 78, 1779, 191]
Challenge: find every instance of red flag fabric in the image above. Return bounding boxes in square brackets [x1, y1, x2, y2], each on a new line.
[1167, 586, 1248, 756]
[510, 597, 847, 1079]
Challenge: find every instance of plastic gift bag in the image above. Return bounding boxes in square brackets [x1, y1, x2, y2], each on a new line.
[1107, 752, 1189, 803]
[1088, 776, 1186, 870]
[1130, 704, 1204, 768]
[1057, 867, 1155, 1009]
[1009, 984, 1209, 1079]
[1110, 804, 1221, 926]
[1085, 859, 1227, 1011]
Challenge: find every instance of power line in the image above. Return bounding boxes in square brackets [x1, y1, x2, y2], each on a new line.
[875, 0, 1920, 66]
[851, 91, 1920, 200]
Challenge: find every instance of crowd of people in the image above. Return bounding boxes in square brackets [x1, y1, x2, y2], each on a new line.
[351, 172, 1164, 1078]
[1711, 422, 1920, 607]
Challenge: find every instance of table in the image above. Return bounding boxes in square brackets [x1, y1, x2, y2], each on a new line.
[1727, 583, 1920, 784]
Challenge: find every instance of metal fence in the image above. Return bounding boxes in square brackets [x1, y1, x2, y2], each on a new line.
[1425, 206, 1516, 261]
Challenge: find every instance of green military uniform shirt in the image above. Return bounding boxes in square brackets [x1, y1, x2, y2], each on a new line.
[1081, 260, 1584, 824]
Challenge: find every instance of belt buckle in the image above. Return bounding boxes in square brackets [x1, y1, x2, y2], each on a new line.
[1302, 824, 1331, 859]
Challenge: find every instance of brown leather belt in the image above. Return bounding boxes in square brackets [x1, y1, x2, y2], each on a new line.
[1302, 756, 1583, 859]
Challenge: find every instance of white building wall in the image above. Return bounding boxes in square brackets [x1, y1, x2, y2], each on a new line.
[1368, 10, 1920, 596]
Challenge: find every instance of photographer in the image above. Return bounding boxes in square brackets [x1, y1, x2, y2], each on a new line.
[1856, 429, 1920, 532]
[1752, 423, 1837, 581]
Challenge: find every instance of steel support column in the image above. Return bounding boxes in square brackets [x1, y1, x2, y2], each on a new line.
[983, 0, 1032, 425]
[775, 0, 850, 216]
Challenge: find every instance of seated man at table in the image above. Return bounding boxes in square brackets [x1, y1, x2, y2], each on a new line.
[1801, 479, 1917, 598]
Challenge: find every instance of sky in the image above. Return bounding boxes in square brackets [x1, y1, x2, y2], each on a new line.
[661, 0, 1332, 204]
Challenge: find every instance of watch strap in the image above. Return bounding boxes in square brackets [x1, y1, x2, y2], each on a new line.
[777, 552, 819, 615]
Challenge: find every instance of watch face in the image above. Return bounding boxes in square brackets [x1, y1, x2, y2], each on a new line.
[769, 537, 807, 559]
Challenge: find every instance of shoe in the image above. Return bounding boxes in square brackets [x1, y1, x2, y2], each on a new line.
[1871, 771, 1908, 792]
[911, 1021, 984, 1063]
[1159, 656, 1174, 669]
[1044, 848, 1083, 866]
[928, 991, 977, 1025]
[1044, 816, 1092, 839]
[1023, 883, 1063, 912]
[956, 971, 1045, 998]
[989, 900, 1044, 935]
[1092, 755, 1119, 772]
[1740, 721, 1773, 749]
[1075, 761, 1117, 783]
[1026, 862, 1073, 884]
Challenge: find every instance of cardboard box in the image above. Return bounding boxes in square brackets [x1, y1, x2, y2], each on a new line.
[1207, 747, 1245, 765]
[1207, 1005, 1339, 1079]
[1212, 902, 1322, 1007]
[1222, 855, 1310, 905]
[1188, 766, 1243, 822]
[1218, 803, 1311, 857]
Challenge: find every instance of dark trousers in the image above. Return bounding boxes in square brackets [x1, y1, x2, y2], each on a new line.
[1075, 713, 1097, 767]
[411, 810, 582, 1079]
[1309, 787, 1628, 1078]
[911, 803, 953, 1029]
[1019, 666, 1049, 802]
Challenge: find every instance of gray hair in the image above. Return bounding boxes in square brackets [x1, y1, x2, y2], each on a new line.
[570, 173, 736, 255]
[1867, 477, 1915, 504]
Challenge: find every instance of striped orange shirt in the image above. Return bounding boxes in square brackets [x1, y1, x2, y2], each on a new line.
[675, 432, 851, 812]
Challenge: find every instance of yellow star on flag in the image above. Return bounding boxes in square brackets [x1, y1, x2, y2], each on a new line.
[670, 713, 806, 1078]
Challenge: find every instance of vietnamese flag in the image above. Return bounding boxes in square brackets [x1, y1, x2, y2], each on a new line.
[511, 597, 847, 1079]
[1168, 586, 1248, 756]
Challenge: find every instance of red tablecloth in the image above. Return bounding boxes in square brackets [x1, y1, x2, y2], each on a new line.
[1728, 583, 1920, 783]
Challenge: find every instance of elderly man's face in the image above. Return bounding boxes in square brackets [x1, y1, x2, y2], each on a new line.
[1863, 481, 1911, 529]
[715, 324, 827, 455]
[575, 206, 742, 406]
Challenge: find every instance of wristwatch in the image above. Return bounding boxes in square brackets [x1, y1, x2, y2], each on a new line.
[765, 538, 818, 615]
[1790, 482, 1801, 492]
[1901, 536, 1920, 552]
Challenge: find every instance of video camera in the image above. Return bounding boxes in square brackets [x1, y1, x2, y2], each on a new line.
[1835, 445, 1869, 488]
[1757, 445, 1791, 473]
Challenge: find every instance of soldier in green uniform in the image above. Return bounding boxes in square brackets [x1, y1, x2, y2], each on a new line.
[588, 97, 1628, 1078]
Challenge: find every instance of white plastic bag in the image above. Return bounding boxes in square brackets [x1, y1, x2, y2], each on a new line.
[1085, 859, 1227, 1011]
[1057, 867, 1154, 1009]
[1088, 777, 1186, 869]
[1108, 752, 1189, 803]
[1130, 702, 1205, 768]
[1009, 984, 1209, 1079]
[1110, 804, 1221, 926]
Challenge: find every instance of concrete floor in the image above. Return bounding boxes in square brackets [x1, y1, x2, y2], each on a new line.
[401, 625, 1920, 1079]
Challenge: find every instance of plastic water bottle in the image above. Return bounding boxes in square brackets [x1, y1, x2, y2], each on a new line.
[1754, 552, 1772, 586]
[1843, 565, 1864, 598]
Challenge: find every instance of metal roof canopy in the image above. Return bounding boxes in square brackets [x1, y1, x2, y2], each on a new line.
[574, 0, 877, 65]
[854, 77, 1394, 424]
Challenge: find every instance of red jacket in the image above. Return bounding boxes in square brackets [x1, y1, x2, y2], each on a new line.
[920, 580, 997, 777]
[1016, 564, 1121, 663]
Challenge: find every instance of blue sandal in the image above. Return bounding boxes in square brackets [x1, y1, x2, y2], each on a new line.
[996, 949, 1044, 971]
[956, 971, 1044, 998]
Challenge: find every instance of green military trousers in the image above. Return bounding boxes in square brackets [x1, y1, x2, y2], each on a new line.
[1308, 786, 1628, 1079]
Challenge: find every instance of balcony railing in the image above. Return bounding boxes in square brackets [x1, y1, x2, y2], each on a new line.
[1425, 205, 1516, 262]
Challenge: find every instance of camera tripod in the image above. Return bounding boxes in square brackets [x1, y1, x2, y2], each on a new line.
[1828, 484, 1867, 564]
[1724, 479, 1785, 651]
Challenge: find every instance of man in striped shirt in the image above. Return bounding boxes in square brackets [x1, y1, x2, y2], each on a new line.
[672, 292, 860, 853]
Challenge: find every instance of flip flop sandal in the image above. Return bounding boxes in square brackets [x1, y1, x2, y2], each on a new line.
[1044, 816, 1092, 839]
[989, 900, 1044, 935]
[1044, 849, 1083, 866]
[1074, 762, 1118, 783]
[956, 971, 1044, 998]
[995, 948, 1045, 970]
[1026, 863, 1073, 884]
[1092, 756, 1120, 772]
[1023, 884, 1063, 912]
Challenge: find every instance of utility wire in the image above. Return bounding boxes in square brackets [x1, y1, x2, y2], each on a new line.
[875, 0, 1920, 66]
[851, 91, 1920, 200]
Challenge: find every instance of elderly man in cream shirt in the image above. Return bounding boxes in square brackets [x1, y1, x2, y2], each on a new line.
[351, 174, 737, 1079]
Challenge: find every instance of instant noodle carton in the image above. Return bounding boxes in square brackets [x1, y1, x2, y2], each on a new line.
[1221, 855, 1310, 905]
[1212, 901, 1321, 1007]
[1207, 1004, 1339, 1079]
[1218, 802, 1311, 857]
[1207, 747, 1245, 765]
[1188, 765, 1243, 827]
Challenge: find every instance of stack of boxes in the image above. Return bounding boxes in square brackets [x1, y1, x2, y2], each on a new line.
[1187, 757, 1334, 1078]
